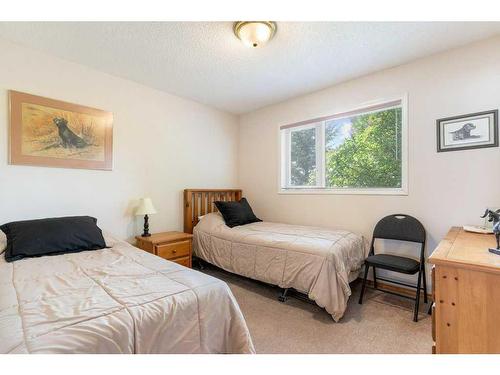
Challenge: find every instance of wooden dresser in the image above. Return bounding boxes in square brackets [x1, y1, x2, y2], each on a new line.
[429, 227, 500, 353]
[135, 231, 193, 268]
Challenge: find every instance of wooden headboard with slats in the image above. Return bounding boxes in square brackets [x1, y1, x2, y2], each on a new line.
[183, 189, 242, 234]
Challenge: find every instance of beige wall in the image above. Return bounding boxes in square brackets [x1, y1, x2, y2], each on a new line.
[0, 38, 239, 240]
[2, 34, 499, 284]
[239, 36, 500, 281]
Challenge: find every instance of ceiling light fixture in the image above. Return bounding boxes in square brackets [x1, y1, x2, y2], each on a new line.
[233, 21, 277, 48]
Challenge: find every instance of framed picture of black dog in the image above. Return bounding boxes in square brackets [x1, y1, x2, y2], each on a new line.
[437, 110, 498, 152]
[9, 90, 113, 170]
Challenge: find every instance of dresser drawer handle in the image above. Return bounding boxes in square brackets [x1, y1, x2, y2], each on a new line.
[173, 250, 177, 253]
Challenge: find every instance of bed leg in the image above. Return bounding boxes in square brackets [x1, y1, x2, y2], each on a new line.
[278, 288, 290, 302]
[193, 257, 205, 270]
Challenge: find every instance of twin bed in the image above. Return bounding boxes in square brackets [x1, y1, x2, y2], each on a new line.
[0, 231, 254, 354]
[0, 188, 367, 354]
[184, 189, 367, 322]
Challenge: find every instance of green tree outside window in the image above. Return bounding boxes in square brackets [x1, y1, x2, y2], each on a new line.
[325, 108, 402, 188]
[286, 107, 402, 189]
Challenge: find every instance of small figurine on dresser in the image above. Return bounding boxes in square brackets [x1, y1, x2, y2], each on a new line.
[480, 208, 500, 255]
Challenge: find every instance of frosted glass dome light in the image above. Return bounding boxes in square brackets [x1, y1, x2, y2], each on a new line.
[234, 21, 277, 48]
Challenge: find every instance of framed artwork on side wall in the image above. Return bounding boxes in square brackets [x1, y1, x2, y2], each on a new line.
[9, 90, 113, 170]
[437, 110, 498, 152]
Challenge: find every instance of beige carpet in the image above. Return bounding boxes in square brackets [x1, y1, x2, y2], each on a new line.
[202, 266, 432, 354]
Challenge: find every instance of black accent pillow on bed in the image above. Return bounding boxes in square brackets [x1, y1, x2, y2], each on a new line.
[0, 216, 106, 262]
[214, 198, 262, 228]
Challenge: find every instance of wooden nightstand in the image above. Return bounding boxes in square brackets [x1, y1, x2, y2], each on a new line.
[135, 232, 193, 268]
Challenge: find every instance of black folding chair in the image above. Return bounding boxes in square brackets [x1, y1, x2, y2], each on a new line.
[358, 214, 427, 322]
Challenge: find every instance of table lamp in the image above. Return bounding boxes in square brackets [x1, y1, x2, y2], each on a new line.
[136, 197, 157, 237]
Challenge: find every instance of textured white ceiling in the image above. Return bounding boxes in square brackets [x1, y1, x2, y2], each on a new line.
[0, 22, 499, 114]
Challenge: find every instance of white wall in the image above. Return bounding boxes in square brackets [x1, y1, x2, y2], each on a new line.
[0, 38, 239, 240]
[239, 36, 500, 282]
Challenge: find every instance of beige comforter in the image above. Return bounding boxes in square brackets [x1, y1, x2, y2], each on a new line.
[0, 235, 254, 354]
[194, 213, 367, 321]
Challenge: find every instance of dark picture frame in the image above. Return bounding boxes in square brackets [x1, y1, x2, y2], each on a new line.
[437, 110, 498, 152]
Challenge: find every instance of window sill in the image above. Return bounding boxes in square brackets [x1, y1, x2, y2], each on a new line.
[278, 188, 408, 196]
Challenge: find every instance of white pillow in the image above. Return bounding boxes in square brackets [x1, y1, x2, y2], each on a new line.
[0, 230, 6, 255]
[197, 212, 222, 223]
[102, 231, 119, 248]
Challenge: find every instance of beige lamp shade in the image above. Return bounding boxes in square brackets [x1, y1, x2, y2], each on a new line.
[135, 198, 157, 215]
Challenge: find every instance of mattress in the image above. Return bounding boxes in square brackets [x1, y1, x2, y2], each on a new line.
[194, 213, 368, 321]
[0, 233, 255, 354]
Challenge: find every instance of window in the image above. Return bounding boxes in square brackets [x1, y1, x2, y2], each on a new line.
[280, 98, 407, 194]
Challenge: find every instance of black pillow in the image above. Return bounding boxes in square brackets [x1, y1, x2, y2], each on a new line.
[214, 198, 262, 228]
[1, 216, 106, 262]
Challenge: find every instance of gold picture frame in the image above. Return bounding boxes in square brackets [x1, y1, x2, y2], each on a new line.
[9, 90, 113, 170]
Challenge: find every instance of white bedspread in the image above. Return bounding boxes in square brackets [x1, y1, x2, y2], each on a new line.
[0, 235, 254, 354]
[194, 213, 367, 321]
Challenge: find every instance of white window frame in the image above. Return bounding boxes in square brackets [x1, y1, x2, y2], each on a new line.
[278, 95, 408, 196]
